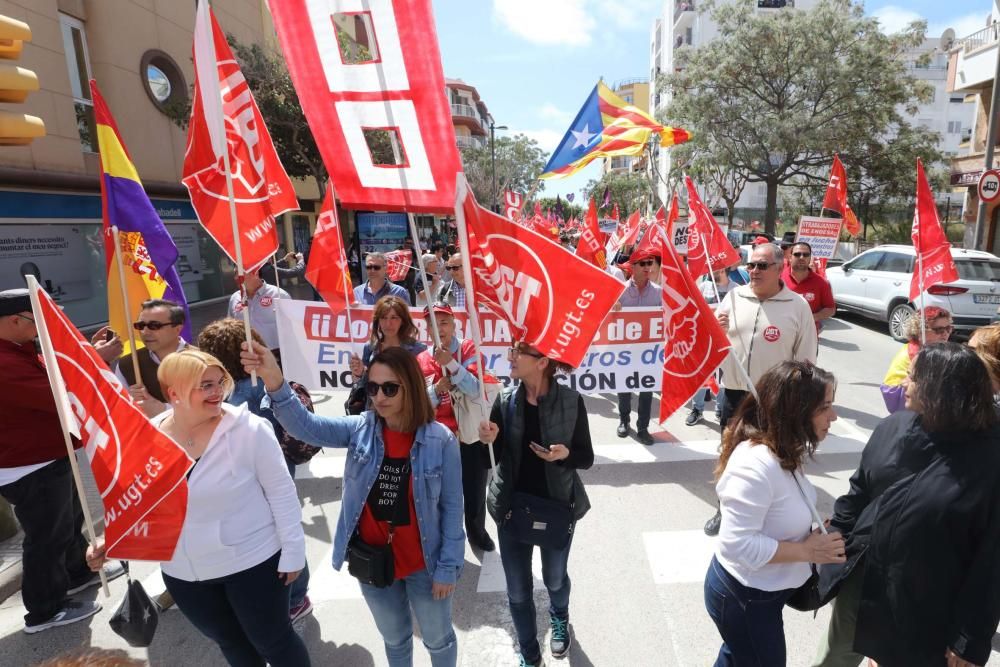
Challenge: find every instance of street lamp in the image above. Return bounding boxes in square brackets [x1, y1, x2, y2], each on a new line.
[489, 117, 508, 213]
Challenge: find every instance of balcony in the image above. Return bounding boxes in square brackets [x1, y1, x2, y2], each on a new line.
[674, 1, 695, 29]
[450, 103, 486, 135]
[949, 25, 1000, 93]
[455, 135, 484, 150]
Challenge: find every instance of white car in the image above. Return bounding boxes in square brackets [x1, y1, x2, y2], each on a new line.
[825, 244, 1000, 341]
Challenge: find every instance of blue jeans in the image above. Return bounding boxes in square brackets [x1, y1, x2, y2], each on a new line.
[704, 556, 795, 666]
[285, 458, 309, 609]
[498, 529, 574, 661]
[163, 551, 310, 667]
[360, 568, 457, 667]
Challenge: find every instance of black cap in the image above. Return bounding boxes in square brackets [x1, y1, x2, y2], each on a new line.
[0, 288, 31, 317]
[779, 231, 797, 248]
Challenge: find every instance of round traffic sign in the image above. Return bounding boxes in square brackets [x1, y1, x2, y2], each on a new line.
[979, 169, 1000, 203]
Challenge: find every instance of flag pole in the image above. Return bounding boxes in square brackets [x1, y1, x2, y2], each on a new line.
[110, 226, 143, 384]
[26, 276, 110, 598]
[454, 175, 497, 471]
[917, 227, 926, 346]
[406, 213, 441, 347]
[271, 253, 281, 291]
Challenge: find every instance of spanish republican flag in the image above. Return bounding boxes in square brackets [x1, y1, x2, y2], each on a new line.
[540, 81, 690, 179]
[92, 80, 190, 352]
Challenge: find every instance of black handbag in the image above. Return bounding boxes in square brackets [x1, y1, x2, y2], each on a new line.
[786, 471, 827, 613]
[501, 491, 575, 550]
[347, 532, 394, 588]
[108, 563, 158, 647]
[281, 382, 322, 464]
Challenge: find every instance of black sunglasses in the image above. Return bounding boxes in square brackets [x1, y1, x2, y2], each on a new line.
[746, 261, 775, 272]
[365, 264, 383, 271]
[636, 260, 655, 267]
[365, 381, 401, 398]
[792, 252, 811, 258]
[446, 265, 462, 271]
[133, 321, 177, 331]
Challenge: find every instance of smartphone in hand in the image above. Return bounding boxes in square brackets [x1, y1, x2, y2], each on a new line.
[529, 441, 550, 453]
[105, 328, 115, 342]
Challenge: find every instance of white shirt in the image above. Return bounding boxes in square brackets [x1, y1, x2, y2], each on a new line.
[228, 283, 290, 350]
[154, 403, 304, 581]
[715, 440, 816, 591]
[0, 461, 52, 486]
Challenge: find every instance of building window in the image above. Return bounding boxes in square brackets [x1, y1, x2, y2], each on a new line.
[60, 13, 95, 152]
[139, 50, 187, 114]
[950, 96, 965, 103]
[948, 121, 963, 134]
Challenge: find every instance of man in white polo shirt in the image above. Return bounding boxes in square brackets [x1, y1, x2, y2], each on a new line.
[228, 267, 290, 356]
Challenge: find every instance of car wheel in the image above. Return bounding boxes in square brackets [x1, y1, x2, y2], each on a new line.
[888, 302, 915, 342]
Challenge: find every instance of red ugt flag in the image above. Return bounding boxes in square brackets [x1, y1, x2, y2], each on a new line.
[631, 202, 670, 261]
[822, 155, 861, 237]
[456, 176, 625, 368]
[656, 224, 732, 423]
[306, 187, 355, 313]
[686, 177, 740, 277]
[910, 158, 959, 301]
[575, 198, 607, 269]
[384, 250, 413, 282]
[28, 279, 192, 560]
[183, 1, 297, 272]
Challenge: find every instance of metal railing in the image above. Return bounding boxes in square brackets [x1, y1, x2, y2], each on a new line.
[956, 24, 1000, 54]
[450, 103, 480, 120]
[455, 136, 483, 149]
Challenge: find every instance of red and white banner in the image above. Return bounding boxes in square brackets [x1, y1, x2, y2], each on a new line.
[656, 224, 731, 423]
[306, 186, 355, 313]
[911, 158, 959, 301]
[182, 1, 295, 272]
[28, 279, 192, 560]
[269, 0, 461, 212]
[456, 178, 625, 368]
[575, 198, 607, 269]
[504, 190, 524, 220]
[384, 249, 413, 282]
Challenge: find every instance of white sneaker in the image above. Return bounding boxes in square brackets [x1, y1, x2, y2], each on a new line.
[24, 600, 101, 634]
[66, 561, 127, 595]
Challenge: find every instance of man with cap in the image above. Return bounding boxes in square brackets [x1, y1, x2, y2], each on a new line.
[0, 288, 124, 633]
[779, 231, 798, 265]
[613, 250, 662, 446]
[417, 303, 495, 551]
[115, 298, 190, 419]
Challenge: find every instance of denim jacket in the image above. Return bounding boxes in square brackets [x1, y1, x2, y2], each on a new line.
[264, 382, 465, 584]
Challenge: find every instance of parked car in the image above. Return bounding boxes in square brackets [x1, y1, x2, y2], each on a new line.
[826, 244, 1000, 341]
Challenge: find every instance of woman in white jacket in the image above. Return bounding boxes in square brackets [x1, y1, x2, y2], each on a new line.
[88, 349, 309, 667]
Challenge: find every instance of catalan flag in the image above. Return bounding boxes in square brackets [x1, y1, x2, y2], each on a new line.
[540, 81, 690, 179]
[92, 80, 190, 352]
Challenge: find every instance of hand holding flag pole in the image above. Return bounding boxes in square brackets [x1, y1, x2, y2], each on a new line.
[405, 213, 441, 347]
[26, 275, 110, 598]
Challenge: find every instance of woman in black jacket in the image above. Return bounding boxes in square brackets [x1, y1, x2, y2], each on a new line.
[478, 341, 593, 667]
[814, 342, 1000, 667]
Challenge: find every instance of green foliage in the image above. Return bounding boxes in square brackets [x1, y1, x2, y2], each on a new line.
[660, 0, 938, 235]
[583, 170, 656, 216]
[535, 197, 584, 222]
[459, 133, 547, 209]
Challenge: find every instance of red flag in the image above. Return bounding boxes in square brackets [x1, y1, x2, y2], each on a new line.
[575, 199, 607, 269]
[28, 279, 192, 560]
[823, 155, 861, 237]
[608, 209, 643, 257]
[655, 225, 732, 423]
[910, 159, 959, 301]
[305, 187, 354, 313]
[611, 203, 620, 221]
[504, 190, 524, 220]
[384, 250, 413, 282]
[455, 177, 625, 367]
[182, 2, 296, 272]
[631, 202, 671, 261]
[685, 177, 740, 278]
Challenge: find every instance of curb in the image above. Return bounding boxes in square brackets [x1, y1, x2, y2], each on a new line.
[0, 560, 22, 606]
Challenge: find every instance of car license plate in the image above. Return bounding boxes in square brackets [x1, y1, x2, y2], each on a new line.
[973, 294, 1000, 305]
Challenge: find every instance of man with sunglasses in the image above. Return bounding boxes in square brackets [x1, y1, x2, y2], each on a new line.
[437, 253, 468, 310]
[352, 252, 411, 306]
[115, 299, 189, 419]
[614, 250, 662, 446]
[781, 241, 835, 335]
[704, 243, 817, 536]
[0, 289, 124, 633]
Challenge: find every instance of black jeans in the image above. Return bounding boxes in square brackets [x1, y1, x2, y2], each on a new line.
[0, 457, 91, 625]
[617, 392, 653, 430]
[719, 389, 749, 430]
[460, 441, 488, 539]
[163, 551, 311, 667]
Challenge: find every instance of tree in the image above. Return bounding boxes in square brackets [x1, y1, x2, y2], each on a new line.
[660, 0, 934, 235]
[459, 133, 547, 210]
[671, 139, 751, 230]
[534, 197, 584, 222]
[584, 169, 656, 216]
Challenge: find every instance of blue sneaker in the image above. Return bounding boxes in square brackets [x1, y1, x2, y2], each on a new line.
[549, 614, 572, 658]
[518, 654, 542, 667]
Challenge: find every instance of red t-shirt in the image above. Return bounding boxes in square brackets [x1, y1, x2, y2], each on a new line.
[358, 429, 426, 580]
[781, 267, 835, 331]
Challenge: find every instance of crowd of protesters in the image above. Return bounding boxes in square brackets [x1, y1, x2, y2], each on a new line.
[4, 224, 1000, 667]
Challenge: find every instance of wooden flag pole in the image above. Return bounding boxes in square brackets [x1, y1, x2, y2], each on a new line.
[406, 213, 441, 347]
[110, 226, 142, 384]
[26, 276, 110, 598]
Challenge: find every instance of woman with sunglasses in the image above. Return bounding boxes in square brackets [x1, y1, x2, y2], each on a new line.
[241, 343, 464, 667]
[478, 342, 594, 667]
[348, 296, 428, 411]
[88, 349, 309, 666]
[879, 306, 952, 413]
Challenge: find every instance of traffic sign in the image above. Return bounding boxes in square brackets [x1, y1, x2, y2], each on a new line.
[978, 169, 1000, 203]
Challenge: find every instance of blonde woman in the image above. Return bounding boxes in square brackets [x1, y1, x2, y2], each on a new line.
[87, 349, 309, 666]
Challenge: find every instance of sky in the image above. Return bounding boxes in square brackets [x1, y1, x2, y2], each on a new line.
[430, 0, 989, 202]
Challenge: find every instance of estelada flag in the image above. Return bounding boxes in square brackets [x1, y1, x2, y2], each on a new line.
[305, 186, 354, 313]
[27, 277, 192, 560]
[182, 0, 296, 272]
[686, 176, 740, 278]
[822, 155, 862, 237]
[575, 198, 607, 269]
[656, 223, 731, 423]
[455, 176, 625, 368]
[910, 158, 959, 301]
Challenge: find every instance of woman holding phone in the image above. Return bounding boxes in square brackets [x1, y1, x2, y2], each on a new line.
[478, 342, 594, 667]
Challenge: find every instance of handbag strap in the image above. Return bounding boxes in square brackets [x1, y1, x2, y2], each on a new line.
[791, 469, 827, 535]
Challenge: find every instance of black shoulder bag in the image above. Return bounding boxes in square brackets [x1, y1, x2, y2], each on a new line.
[108, 562, 158, 647]
[786, 470, 825, 613]
[499, 392, 575, 550]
